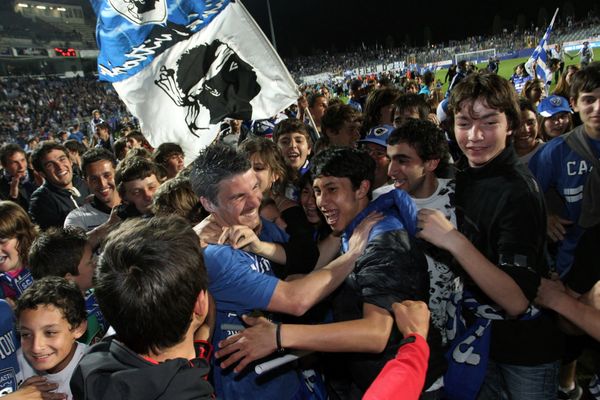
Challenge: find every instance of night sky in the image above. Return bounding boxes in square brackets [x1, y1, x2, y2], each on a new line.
[241, 0, 599, 58]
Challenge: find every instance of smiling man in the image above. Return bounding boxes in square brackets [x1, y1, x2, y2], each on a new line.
[29, 142, 90, 230]
[0, 144, 37, 210]
[188, 144, 380, 400]
[64, 148, 121, 231]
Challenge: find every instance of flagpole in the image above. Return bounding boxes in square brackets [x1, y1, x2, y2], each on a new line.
[266, 0, 277, 51]
[237, 0, 300, 98]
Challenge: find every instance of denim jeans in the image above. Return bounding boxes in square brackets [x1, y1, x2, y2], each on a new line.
[477, 359, 560, 400]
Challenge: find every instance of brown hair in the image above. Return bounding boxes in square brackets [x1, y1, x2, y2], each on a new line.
[239, 137, 295, 195]
[0, 201, 39, 265]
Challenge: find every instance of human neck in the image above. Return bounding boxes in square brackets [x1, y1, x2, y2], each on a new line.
[411, 175, 438, 199]
[142, 326, 196, 363]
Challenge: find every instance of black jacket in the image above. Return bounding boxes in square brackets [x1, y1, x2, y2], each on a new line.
[0, 173, 37, 210]
[28, 176, 89, 230]
[71, 338, 213, 400]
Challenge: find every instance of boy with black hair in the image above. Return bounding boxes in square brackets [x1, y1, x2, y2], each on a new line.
[417, 72, 563, 399]
[114, 156, 163, 218]
[320, 103, 362, 148]
[28, 227, 108, 345]
[273, 119, 312, 175]
[16, 277, 88, 399]
[0, 143, 37, 210]
[70, 216, 213, 400]
[393, 94, 430, 128]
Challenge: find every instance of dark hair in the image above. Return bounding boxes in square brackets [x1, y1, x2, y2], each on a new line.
[239, 137, 294, 195]
[308, 93, 326, 108]
[95, 122, 110, 132]
[189, 143, 250, 204]
[0, 143, 26, 167]
[570, 62, 600, 102]
[448, 72, 521, 134]
[0, 201, 38, 263]
[115, 156, 163, 197]
[395, 93, 429, 120]
[388, 119, 451, 176]
[363, 87, 401, 132]
[81, 148, 117, 178]
[30, 141, 69, 173]
[321, 104, 361, 136]
[273, 119, 311, 145]
[63, 140, 87, 156]
[152, 178, 207, 224]
[518, 98, 537, 114]
[113, 138, 128, 160]
[153, 143, 184, 167]
[16, 276, 86, 328]
[28, 227, 87, 280]
[95, 216, 208, 354]
[310, 147, 374, 198]
[125, 147, 152, 160]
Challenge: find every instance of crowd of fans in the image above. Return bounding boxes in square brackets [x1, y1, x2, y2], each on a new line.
[0, 7, 599, 400]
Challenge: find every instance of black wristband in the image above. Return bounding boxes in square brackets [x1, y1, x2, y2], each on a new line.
[275, 322, 285, 353]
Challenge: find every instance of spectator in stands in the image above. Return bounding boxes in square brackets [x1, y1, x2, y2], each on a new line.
[89, 109, 103, 136]
[0, 143, 37, 210]
[112, 137, 129, 161]
[359, 125, 394, 194]
[404, 80, 420, 94]
[29, 142, 90, 230]
[418, 71, 436, 96]
[321, 103, 362, 148]
[153, 143, 185, 180]
[537, 95, 574, 142]
[64, 148, 121, 232]
[68, 123, 85, 144]
[126, 131, 153, 152]
[553, 65, 579, 100]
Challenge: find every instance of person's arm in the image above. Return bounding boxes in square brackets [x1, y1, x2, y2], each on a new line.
[315, 234, 342, 269]
[536, 278, 600, 341]
[417, 209, 529, 316]
[215, 302, 394, 373]
[9, 376, 64, 400]
[363, 301, 431, 400]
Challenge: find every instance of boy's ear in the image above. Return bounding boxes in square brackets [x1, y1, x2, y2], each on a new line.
[72, 319, 88, 340]
[356, 179, 371, 200]
[194, 290, 209, 321]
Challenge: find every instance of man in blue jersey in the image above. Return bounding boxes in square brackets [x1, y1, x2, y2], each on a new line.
[188, 144, 379, 400]
[530, 62, 600, 277]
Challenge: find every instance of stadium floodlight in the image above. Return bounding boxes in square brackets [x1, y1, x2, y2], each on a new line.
[57, 7, 66, 11]
[36, 5, 46, 9]
[454, 48, 496, 65]
[17, 3, 29, 7]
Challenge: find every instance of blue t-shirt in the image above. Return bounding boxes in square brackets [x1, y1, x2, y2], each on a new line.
[529, 126, 600, 276]
[204, 219, 303, 400]
[0, 300, 21, 396]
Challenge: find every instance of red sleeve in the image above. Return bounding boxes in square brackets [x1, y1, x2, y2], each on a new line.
[363, 334, 430, 400]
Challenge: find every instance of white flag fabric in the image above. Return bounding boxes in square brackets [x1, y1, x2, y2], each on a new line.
[91, 0, 299, 163]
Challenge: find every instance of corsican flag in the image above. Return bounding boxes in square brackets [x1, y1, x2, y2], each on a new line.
[525, 8, 559, 85]
[90, 0, 299, 162]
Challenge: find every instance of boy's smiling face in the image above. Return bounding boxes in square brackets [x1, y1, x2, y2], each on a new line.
[19, 304, 86, 374]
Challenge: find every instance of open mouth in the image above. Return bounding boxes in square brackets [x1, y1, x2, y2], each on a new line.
[393, 178, 407, 189]
[321, 209, 339, 226]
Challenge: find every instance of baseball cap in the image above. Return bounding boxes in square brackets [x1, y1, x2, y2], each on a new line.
[359, 125, 395, 147]
[537, 95, 572, 117]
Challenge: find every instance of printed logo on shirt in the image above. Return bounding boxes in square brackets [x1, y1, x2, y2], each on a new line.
[249, 255, 272, 274]
[0, 331, 17, 360]
[0, 367, 18, 395]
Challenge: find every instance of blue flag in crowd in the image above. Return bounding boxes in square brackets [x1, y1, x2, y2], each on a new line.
[90, 0, 299, 162]
[526, 8, 559, 84]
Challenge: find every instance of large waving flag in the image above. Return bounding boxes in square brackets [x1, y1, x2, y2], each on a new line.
[91, 0, 299, 162]
[525, 8, 559, 84]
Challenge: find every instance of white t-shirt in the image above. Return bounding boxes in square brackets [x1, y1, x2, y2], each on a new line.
[18, 342, 87, 400]
[64, 202, 110, 232]
[413, 178, 462, 346]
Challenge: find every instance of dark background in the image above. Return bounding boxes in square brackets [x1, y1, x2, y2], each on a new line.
[241, 0, 600, 57]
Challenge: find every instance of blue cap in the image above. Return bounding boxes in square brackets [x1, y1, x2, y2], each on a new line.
[359, 125, 395, 147]
[537, 95, 572, 117]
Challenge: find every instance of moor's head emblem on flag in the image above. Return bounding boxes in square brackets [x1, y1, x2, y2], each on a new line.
[108, 0, 167, 25]
[155, 40, 261, 137]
